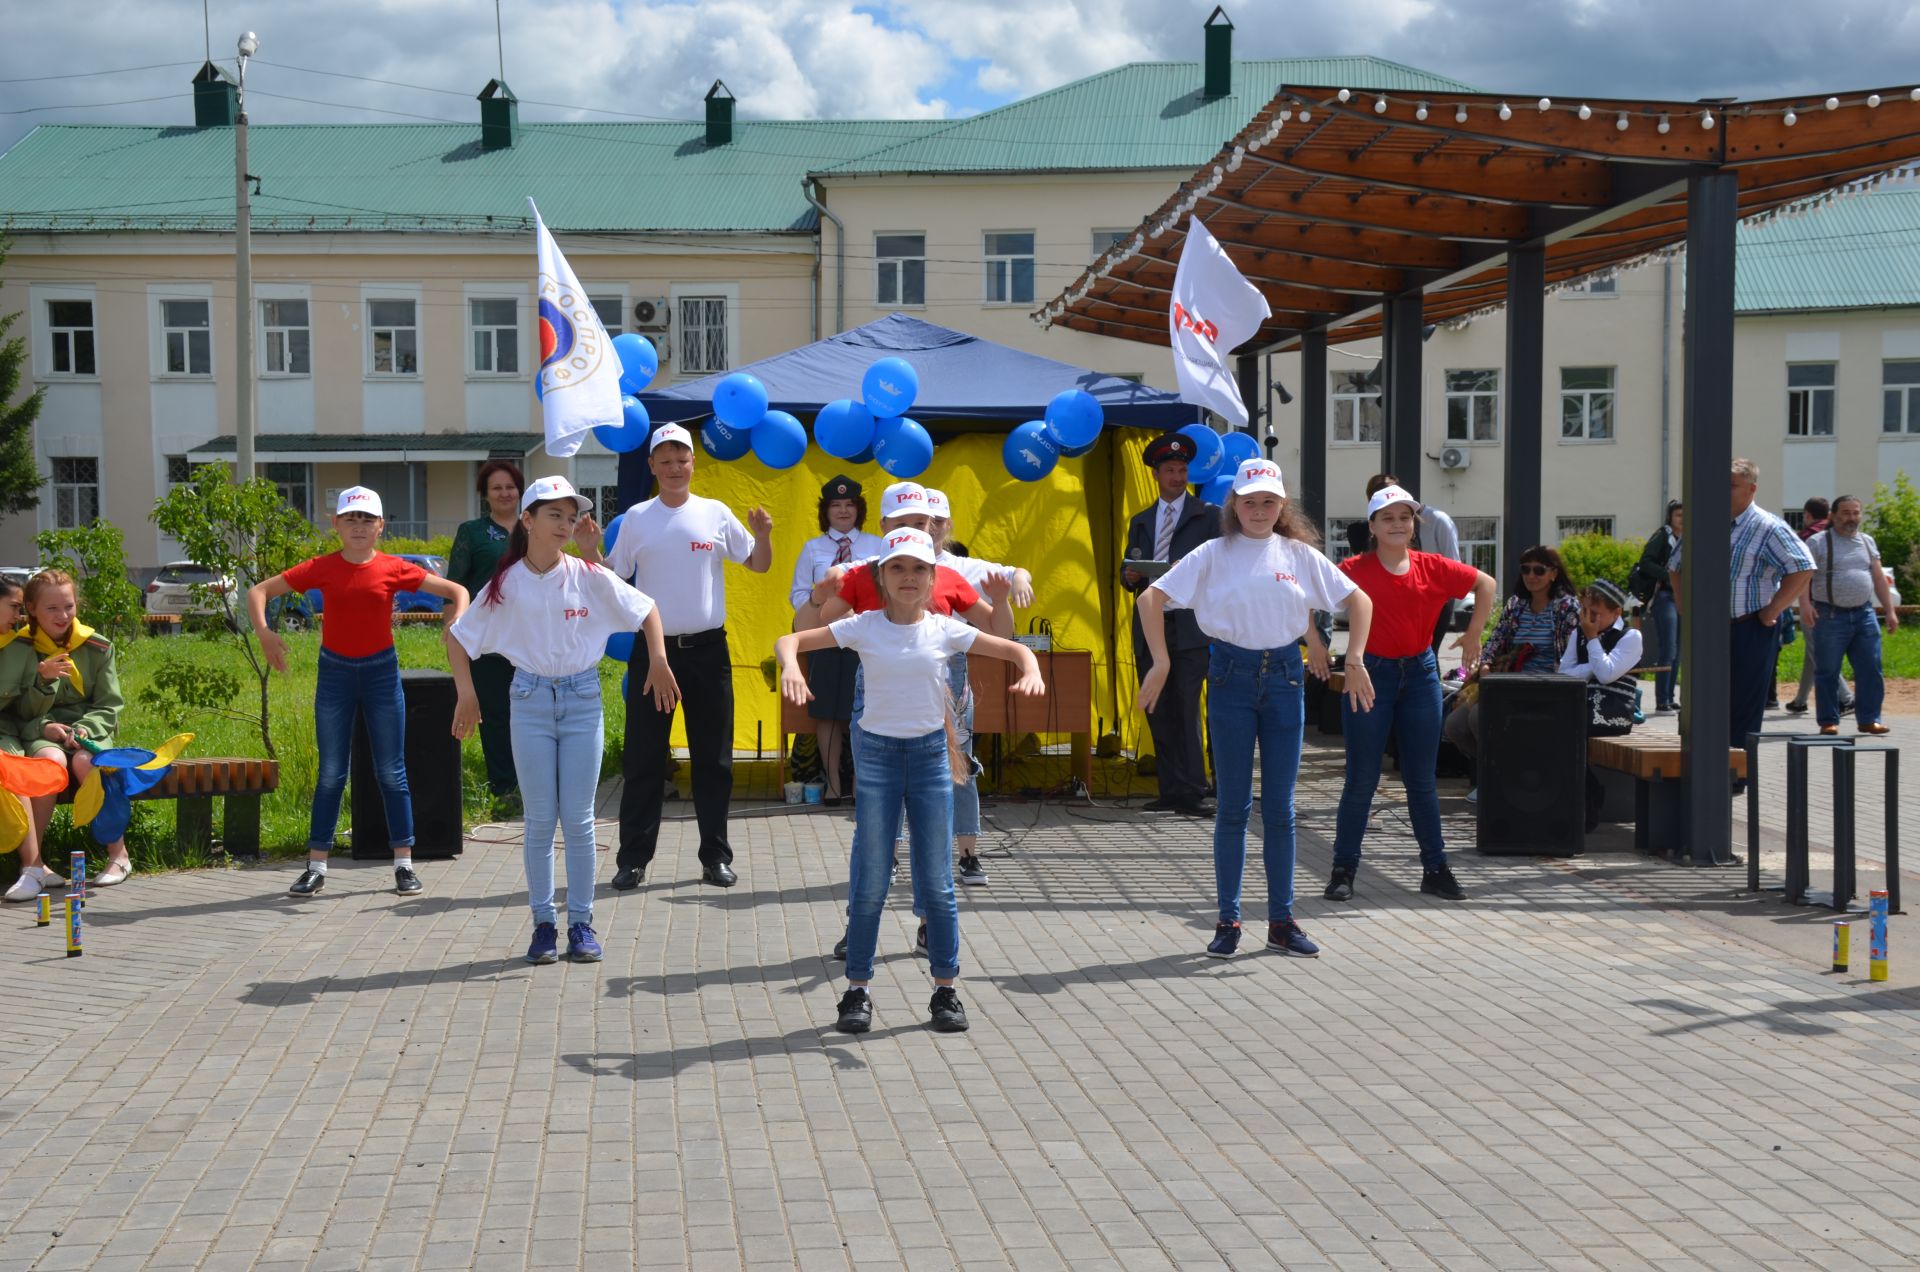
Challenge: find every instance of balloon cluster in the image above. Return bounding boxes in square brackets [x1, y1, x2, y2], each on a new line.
[584, 334, 663, 455]
[812, 358, 932, 478]
[1180, 426, 1263, 505]
[1002, 389, 1104, 482]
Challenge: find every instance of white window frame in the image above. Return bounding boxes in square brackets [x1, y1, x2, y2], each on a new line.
[257, 285, 312, 378]
[982, 230, 1036, 306]
[1786, 362, 1837, 438]
[464, 284, 527, 379]
[572, 455, 620, 524]
[1455, 516, 1500, 583]
[586, 287, 628, 338]
[1443, 368, 1500, 443]
[364, 285, 423, 378]
[1559, 365, 1616, 444]
[669, 282, 739, 379]
[1091, 228, 1131, 256]
[264, 461, 314, 523]
[1331, 366, 1383, 446]
[149, 285, 214, 379]
[1557, 516, 1616, 540]
[875, 232, 926, 308]
[1884, 359, 1920, 434]
[36, 286, 98, 379]
[50, 456, 101, 529]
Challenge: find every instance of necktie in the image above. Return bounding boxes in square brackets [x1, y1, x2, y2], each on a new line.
[831, 534, 852, 565]
[1155, 501, 1177, 561]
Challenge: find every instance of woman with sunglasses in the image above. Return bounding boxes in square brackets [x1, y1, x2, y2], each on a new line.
[1442, 545, 1579, 802]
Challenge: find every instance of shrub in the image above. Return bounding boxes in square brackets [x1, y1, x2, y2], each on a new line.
[308, 530, 454, 558]
[1866, 473, 1920, 593]
[1556, 532, 1641, 593]
[34, 521, 145, 643]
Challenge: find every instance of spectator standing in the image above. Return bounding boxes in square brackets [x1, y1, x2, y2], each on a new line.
[446, 460, 526, 809]
[1786, 496, 1854, 715]
[1800, 494, 1897, 736]
[787, 475, 886, 804]
[1631, 501, 1683, 712]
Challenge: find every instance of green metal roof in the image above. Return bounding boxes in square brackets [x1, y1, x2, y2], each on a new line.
[814, 58, 1480, 175]
[192, 433, 542, 456]
[1736, 190, 1920, 314]
[0, 118, 944, 235]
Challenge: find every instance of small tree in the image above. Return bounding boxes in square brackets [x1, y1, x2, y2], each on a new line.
[1556, 532, 1641, 593]
[0, 238, 47, 518]
[1866, 472, 1920, 593]
[35, 522, 145, 643]
[148, 465, 321, 758]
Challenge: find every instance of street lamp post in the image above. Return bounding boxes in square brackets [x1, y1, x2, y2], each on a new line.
[234, 31, 258, 482]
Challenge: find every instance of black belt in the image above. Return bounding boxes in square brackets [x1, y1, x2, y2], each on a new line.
[667, 627, 726, 649]
[1816, 601, 1871, 613]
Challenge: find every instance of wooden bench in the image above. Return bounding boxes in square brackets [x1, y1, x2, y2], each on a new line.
[1588, 735, 1747, 855]
[57, 757, 280, 858]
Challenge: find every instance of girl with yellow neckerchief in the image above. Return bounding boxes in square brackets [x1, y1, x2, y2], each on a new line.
[0, 576, 60, 902]
[10, 569, 131, 894]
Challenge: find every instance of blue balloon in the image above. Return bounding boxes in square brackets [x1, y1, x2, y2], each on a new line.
[612, 333, 659, 395]
[606, 631, 636, 662]
[1178, 423, 1225, 484]
[847, 443, 875, 465]
[701, 417, 753, 460]
[533, 375, 544, 401]
[814, 398, 875, 460]
[751, 410, 809, 470]
[862, 357, 918, 419]
[713, 373, 769, 429]
[872, 416, 933, 478]
[1003, 421, 1059, 482]
[1219, 431, 1261, 471]
[1057, 435, 1098, 459]
[603, 512, 624, 553]
[1200, 473, 1235, 506]
[593, 396, 651, 453]
[1043, 388, 1103, 450]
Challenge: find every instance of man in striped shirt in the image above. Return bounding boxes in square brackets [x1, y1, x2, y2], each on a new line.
[1668, 458, 1814, 750]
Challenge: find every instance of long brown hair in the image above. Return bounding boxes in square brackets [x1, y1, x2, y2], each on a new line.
[24, 569, 76, 639]
[1221, 495, 1321, 546]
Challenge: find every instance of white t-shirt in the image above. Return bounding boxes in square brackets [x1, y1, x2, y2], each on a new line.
[603, 493, 755, 635]
[937, 550, 1015, 593]
[448, 556, 656, 678]
[1152, 533, 1356, 650]
[829, 609, 979, 738]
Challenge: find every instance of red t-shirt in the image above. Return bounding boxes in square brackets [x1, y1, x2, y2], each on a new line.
[837, 563, 981, 617]
[282, 552, 429, 657]
[1339, 551, 1479, 658]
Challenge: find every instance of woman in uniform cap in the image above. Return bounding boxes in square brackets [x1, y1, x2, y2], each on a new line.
[788, 476, 886, 803]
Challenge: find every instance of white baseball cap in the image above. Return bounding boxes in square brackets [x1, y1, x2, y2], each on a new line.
[924, 488, 952, 519]
[649, 423, 694, 452]
[1367, 483, 1421, 519]
[879, 482, 929, 519]
[1230, 459, 1286, 498]
[878, 527, 937, 565]
[335, 486, 384, 518]
[520, 475, 593, 514]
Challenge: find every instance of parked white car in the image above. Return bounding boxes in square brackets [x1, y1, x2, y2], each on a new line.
[145, 561, 235, 618]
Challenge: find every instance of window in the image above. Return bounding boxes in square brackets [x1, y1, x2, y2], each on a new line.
[1331, 367, 1382, 444]
[51, 457, 100, 528]
[266, 462, 313, 521]
[165, 454, 193, 491]
[359, 461, 427, 538]
[983, 232, 1036, 305]
[589, 294, 625, 336]
[1885, 360, 1920, 434]
[1564, 277, 1617, 297]
[1783, 509, 1808, 533]
[368, 299, 419, 375]
[1787, 363, 1836, 437]
[1444, 369, 1500, 442]
[260, 299, 310, 375]
[678, 295, 729, 375]
[1327, 515, 1365, 564]
[469, 297, 520, 374]
[47, 300, 95, 375]
[1091, 229, 1131, 255]
[161, 299, 211, 375]
[1559, 366, 1615, 442]
[1455, 516, 1500, 580]
[1558, 516, 1615, 539]
[876, 234, 925, 306]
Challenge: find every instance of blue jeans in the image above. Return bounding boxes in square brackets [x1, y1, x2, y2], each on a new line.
[309, 647, 412, 853]
[511, 668, 604, 925]
[1332, 651, 1448, 873]
[1207, 643, 1305, 924]
[1814, 604, 1886, 727]
[845, 726, 960, 983]
[1649, 589, 1680, 707]
[852, 662, 972, 923]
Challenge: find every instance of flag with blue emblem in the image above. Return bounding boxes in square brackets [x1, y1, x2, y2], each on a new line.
[530, 198, 623, 458]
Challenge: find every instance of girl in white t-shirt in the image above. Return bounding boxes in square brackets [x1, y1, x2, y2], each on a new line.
[448, 477, 679, 966]
[1138, 459, 1375, 961]
[776, 528, 1043, 1036]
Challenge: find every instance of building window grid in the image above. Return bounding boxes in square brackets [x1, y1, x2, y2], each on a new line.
[1327, 515, 1365, 564]
[265, 462, 313, 522]
[983, 232, 1036, 305]
[160, 299, 211, 376]
[1331, 368, 1383, 445]
[260, 299, 310, 376]
[1786, 362, 1836, 437]
[1558, 516, 1616, 540]
[1455, 516, 1500, 581]
[589, 295, 624, 336]
[47, 300, 95, 376]
[1885, 359, 1920, 433]
[678, 297, 729, 375]
[876, 234, 926, 307]
[51, 457, 100, 528]
[1444, 369, 1500, 442]
[368, 299, 419, 375]
[469, 297, 520, 375]
[1563, 277, 1618, 297]
[1559, 366, 1615, 442]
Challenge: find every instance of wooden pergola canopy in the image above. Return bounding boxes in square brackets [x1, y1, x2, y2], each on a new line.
[1039, 85, 1920, 350]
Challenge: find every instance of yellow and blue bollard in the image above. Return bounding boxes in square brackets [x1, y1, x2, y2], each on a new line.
[69, 850, 85, 908]
[1870, 889, 1890, 983]
[64, 895, 81, 957]
[1833, 920, 1851, 974]
[35, 894, 50, 927]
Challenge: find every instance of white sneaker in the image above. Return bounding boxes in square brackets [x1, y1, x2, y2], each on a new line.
[3, 866, 61, 903]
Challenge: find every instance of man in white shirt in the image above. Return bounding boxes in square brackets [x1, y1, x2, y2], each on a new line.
[587, 423, 773, 888]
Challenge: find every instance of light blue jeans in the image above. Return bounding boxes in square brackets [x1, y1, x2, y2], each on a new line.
[845, 726, 960, 983]
[510, 667, 604, 926]
[1649, 588, 1680, 708]
[1207, 642, 1306, 924]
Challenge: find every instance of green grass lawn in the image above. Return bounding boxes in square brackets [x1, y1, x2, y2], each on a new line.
[1771, 619, 1917, 680]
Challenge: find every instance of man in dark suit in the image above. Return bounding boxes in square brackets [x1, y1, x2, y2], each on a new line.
[1123, 432, 1221, 815]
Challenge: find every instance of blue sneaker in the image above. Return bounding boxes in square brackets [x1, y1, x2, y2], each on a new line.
[567, 922, 603, 963]
[526, 922, 558, 965]
[1206, 922, 1241, 959]
[1266, 919, 1320, 958]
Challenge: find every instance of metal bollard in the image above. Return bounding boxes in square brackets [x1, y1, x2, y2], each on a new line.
[1783, 736, 1857, 905]
[1870, 889, 1889, 982]
[1834, 920, 1851, 973]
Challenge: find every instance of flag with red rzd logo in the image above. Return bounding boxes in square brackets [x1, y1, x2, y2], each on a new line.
[1168, 216, 1271, 427]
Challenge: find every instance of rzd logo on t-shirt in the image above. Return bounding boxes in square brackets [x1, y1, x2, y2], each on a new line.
[1272, 572, 1297, 584]
[690, 539, 716, 553]
[564, 607, 590, 621]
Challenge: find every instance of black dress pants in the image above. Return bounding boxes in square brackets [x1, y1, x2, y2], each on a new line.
[1138, 639, 1210, 804]
[620, 631, 734, 870]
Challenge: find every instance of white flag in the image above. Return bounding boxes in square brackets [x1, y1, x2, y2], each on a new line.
[530, 198, 623, 458]
[1168, 216, 1271, 427]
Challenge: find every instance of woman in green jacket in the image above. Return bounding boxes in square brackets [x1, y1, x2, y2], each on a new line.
[447, 460, 523, 808]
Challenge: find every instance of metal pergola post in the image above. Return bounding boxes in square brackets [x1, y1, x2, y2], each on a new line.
[1384, 292, 1423, 496]
[1502, 245, 1545, 577]
[1299, 329, 1328, 535]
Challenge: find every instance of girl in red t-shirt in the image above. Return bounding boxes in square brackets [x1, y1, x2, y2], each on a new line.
[246, 487, 469, 899]
[1325, 485, 1494, 905]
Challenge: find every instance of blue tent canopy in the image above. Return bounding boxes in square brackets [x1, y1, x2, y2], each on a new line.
[639, 313, 1194, 431]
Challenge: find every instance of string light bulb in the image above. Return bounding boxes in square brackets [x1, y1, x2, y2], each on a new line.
[1537, 97, 1552, 111]
[1783, 108, 1797, 126]
[1374, 94, 1388, 114]
[1498, 102, 1512, 121]
[1701, 110, 1715, 129]
[1616, 111, 1629, 131]
[1911, 88, 1920, 102]
[1578, 104, 1592, 121]
[1415, 100, 1429, 121]
[1869, 94, 1883, 108]
[1298, 109, 1310, 122]
[1657, 114, 1670, 134]
[1337, 88, 1351, 103]
[1455, 104, 1468, 123]
[1825, 96, 1840, 110]
[1278, 108, 1292, 121]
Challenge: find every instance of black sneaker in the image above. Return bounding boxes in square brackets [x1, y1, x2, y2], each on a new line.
[1323, 867, 1355, 901]
[832, 934, 847, 961]
[394, 866, 422, 896]
[1421, 867, 1467, 901]
[835, 988, 872, 1033]
[928, 986, 969, 1033]
[915, 921, 928, 956]
[1265, 919, 1320, 958]
[289, 868, 325, 897]
[957, 854, 988, 886]
[1206, 922, 1241, 959]
[1784, 700, 1809, 714]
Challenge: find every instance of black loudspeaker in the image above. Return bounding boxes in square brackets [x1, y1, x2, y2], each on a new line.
[350, 670, 464, 860]
[1475, 673, 1586, 857]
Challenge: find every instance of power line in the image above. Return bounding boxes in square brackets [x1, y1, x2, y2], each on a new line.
[0, 61, 197, 84]
[2, 93, 182, 116]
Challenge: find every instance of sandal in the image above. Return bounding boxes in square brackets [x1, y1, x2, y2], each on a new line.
[94, 859, 133, 887]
